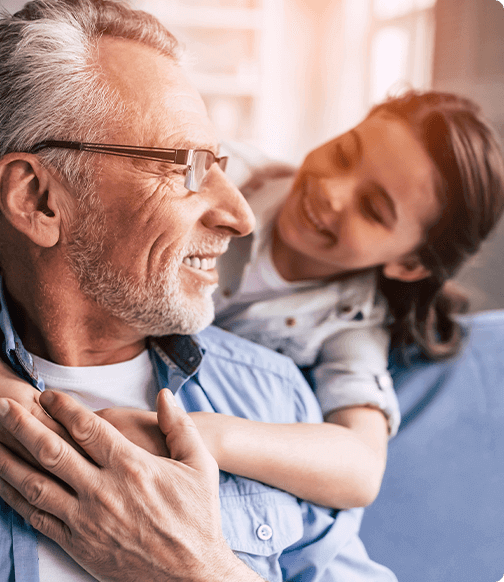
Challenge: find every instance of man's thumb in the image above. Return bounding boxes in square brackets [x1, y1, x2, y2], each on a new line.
[156, 389, 215, 472]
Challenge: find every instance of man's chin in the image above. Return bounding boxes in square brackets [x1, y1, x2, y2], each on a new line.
[140, 299, 215, 338]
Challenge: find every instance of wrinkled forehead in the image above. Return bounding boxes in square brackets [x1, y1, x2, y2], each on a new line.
[96, 36, 217, 150]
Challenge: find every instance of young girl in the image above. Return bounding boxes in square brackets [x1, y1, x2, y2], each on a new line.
[183, 89, 504, 508]
[1, 90, 504, 511]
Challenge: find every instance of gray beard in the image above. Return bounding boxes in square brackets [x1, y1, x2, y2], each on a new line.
[64, 194, 215, 337]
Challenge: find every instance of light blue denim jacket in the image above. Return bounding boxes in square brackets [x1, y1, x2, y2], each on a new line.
[214, 171, 401, 436]
[0, 280, 397, 582]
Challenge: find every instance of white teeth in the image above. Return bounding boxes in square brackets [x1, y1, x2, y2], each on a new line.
[302, 194, 325, 231]
[183, 256, 217, 271]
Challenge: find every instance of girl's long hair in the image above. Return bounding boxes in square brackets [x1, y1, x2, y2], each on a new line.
[371, 91, 504, 359]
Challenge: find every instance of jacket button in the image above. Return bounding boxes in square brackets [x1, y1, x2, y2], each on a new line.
[222, 288, 232, 298]
[256, 524, 273, 541]
[285, 317, 296, 327]
[339, 304, 352, 313]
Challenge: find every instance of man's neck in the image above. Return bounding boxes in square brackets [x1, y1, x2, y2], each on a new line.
[3, 280, 147, 367]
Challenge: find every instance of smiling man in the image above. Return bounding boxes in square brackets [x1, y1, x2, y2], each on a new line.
[0, 1, 398, 581]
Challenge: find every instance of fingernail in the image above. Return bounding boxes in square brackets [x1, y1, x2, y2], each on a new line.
[0, 399, 10, 417]
[164, 389, 178, 407]
[41, 390, 54, 404]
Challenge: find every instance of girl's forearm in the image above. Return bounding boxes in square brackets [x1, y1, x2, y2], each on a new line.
[190, 409, 388, 509]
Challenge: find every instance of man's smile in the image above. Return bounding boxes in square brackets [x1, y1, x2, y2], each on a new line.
[182, 256, 217, 271]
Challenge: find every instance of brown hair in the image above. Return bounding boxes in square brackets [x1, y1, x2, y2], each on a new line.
[370, 90, 504, 359]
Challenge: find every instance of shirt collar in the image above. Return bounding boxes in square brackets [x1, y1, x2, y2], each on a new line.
[0, 278, 42, 390]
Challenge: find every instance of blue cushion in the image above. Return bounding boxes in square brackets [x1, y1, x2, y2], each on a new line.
[360, 310, 504, 582]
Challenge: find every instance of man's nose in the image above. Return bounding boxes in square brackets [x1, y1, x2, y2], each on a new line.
[200, 165, 255, 237]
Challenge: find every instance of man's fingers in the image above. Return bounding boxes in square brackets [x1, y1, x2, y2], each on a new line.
[0, 397, 102, 492]
[0, 441, 78, 525]
[157, 389, 218, 474]
[0, 476, 70, 546]
[39, 390, 134, 468]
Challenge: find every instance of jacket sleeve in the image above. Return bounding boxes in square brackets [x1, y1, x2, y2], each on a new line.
[311, 319, 401, 438]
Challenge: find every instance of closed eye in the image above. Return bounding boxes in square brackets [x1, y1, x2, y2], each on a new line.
[335, 142, 352, 170]
[360, 195, 385, 225]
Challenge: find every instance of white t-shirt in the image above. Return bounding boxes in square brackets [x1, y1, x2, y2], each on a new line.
[30, 350, 158, 582]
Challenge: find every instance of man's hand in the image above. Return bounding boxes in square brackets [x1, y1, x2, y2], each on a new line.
[0, 389, 262, 582]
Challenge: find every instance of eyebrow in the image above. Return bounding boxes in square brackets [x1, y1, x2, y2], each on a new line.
[351, 129, 397, 225]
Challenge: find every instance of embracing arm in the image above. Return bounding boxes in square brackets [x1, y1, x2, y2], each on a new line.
[0, 389, 265, 582]
[191, 405, 388, 509]
[99, 402, 388, 510]
[192, 320, 392, 509]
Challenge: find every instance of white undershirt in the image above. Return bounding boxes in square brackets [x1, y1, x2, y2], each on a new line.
[30, 349, 158, 582]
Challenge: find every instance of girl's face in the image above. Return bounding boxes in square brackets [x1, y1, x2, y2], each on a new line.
[274, 112, 442, 282]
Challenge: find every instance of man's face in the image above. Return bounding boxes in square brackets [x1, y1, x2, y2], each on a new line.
[65, 37, 254, 336]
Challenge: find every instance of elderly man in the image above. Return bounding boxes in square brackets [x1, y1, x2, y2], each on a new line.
[0, 1, 398, 581]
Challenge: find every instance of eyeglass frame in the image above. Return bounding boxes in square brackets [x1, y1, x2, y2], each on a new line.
[26, 140, 228, 192]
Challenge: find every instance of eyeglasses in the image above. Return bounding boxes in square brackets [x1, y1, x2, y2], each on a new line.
[27, 140, 228, 192]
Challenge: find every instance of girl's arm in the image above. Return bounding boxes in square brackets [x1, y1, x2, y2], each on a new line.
[97, 404, 388, 509]
[0, 363, 388, 509]
[191, 406, 389, 509]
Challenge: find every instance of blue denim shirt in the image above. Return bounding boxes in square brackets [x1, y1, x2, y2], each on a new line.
[0, 281, 397, 582]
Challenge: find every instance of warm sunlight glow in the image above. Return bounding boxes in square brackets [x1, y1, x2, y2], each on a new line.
[374, 0, 436, 19]
[370, 26, 409, 103]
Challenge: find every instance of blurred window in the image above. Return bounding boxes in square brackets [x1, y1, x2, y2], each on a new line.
[368, 0, 436, 104]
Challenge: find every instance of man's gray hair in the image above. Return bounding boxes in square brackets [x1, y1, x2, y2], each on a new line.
[0, 0, 181, 192]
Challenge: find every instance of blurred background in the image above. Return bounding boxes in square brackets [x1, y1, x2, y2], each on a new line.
[2, 0, 504, 309]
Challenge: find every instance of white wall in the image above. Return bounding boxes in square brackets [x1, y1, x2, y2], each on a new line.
[1, 0, 25, 12]
[433, 0, 504, 310]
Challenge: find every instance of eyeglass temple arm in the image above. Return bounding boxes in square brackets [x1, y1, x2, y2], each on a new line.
[27, 141, 189, 164]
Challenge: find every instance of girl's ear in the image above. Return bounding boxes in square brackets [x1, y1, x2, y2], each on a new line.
[0, 153, 66, 248]
[382, 254, 431, 282]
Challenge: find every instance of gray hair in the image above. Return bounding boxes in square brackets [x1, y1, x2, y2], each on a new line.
[0, 0, 181, 193]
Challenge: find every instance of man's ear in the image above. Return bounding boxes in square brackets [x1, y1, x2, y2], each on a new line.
[382, 254, 431, 282]
[0, 153, 65, 248]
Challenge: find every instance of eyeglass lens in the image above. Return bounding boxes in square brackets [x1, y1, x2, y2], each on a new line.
[187, 151, 228, 191]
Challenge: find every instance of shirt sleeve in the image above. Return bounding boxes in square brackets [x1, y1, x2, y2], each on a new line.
[312, 322, 401, 438]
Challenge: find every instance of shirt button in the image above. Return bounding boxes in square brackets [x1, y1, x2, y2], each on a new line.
[222, 288, 232, 298]
[285, 317, 296, 327]
[256, 524, 273, 541]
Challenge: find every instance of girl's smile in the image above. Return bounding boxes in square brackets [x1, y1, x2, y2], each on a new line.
[272, 112, 442, 283]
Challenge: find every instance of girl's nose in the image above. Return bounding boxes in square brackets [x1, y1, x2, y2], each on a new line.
[319, 177, 349, 217]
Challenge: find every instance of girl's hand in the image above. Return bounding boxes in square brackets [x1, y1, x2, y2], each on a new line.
[97, 408, 226, 462]
[0, 359, 73, 466]
[95, 407, 169, 456]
